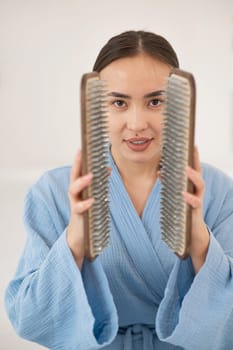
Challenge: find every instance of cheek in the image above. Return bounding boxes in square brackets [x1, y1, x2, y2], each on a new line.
[107, 115, 123, 135]
[107, 119, 118, 143]
[151, 116, 163, 133]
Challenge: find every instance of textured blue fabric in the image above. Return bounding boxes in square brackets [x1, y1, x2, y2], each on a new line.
[4, 154, 233, 350]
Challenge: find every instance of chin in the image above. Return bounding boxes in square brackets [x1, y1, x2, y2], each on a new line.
[126, 151, 159, 164]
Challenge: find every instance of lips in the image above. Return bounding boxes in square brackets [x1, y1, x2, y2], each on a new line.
[124, 137, 153, 152]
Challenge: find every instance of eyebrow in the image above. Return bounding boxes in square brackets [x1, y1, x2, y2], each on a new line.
[107, 90, 165, 99]
[144, 90, 165, 98]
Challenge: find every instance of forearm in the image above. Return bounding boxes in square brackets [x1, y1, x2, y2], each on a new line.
[5, 231, 118, 349]
[156, 232, 233, 349]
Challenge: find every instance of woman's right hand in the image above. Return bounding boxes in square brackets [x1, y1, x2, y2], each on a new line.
[66, 150, 94, 270]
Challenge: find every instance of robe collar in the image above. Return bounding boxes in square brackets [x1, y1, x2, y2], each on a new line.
[108, 152, 175, 300]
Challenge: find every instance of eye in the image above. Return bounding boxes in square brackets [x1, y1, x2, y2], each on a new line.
[149, 98, 164, 108]
[112, 99, 127, 108]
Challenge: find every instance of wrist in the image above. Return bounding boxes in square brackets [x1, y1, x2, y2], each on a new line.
[66, 225, 84, 270]
[190, 225, 210, 274]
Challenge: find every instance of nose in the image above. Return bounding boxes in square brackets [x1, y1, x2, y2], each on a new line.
[126, 107, 148, 132]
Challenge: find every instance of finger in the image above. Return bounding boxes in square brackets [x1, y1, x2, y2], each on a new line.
[193, 145, 201, 172]
[70, 150, 82, 182]
[183, 191, 202, 209]
[73, 197, 94, 214]
[186, 166, 205, 196]
[69, 173, 93, 197]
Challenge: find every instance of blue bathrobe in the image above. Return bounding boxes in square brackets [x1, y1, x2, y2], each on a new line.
[5, 153, 233, 350]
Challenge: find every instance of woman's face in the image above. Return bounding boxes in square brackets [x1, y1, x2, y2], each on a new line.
[100, 54, 171, 166]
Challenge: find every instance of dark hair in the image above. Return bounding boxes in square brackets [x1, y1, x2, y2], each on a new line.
[93, 30, 179, 72]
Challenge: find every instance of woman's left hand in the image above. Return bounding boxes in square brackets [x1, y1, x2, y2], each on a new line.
[183, 146, 210, 274]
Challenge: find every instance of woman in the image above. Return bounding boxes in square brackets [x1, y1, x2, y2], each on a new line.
[5, 30, 233, 350]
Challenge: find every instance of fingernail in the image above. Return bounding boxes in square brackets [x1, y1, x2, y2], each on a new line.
[83, 173, 93, 181]
[186, 165, 194, 173]
[76, 202, 83, 211]
[88, 198, 94, 205]
[75, 150, 81, 159]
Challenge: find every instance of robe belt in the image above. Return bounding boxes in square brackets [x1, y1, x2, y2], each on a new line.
[118, 324, 155, 349]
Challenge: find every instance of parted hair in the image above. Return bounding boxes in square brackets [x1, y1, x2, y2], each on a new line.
[93, 30, 179, 72]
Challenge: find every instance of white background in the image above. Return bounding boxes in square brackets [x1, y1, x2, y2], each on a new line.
[0, 0, 233, 349]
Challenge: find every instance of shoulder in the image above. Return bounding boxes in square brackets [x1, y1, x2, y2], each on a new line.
[38, 165, 71, 184]
[201, 162, 233, 223]
[202, 162, 233, 191]
[34, 165, 71, 188]
[23, 166, 72, 234]
[26, 165, 71, 204]
[21, 166, 72, 245]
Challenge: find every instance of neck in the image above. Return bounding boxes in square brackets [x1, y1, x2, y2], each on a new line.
[111, 148, 159, 184]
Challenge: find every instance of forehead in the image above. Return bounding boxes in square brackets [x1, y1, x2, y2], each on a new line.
[99, 54, 171, 92]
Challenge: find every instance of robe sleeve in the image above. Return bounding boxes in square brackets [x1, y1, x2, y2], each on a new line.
[156, 167, 233, 349]
[4, 184, 118, 350]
